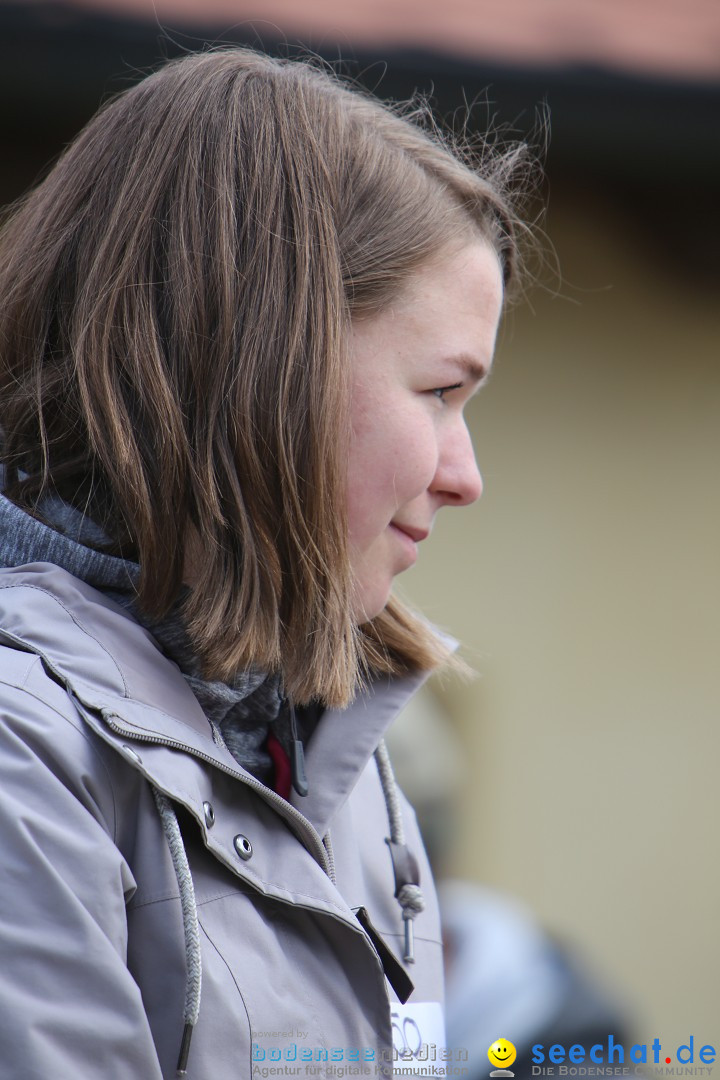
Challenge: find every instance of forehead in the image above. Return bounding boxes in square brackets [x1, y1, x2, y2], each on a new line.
[381, 242, 502, 325]
[350, 242, 504, 375]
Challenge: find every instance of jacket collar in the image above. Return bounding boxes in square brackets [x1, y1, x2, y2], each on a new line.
[292, 670, 430, 835]
[0, 562, 438, 835]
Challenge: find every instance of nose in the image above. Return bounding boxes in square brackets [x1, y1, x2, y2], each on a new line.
[431, 418, 483, 507]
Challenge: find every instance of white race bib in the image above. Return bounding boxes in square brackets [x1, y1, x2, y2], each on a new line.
[391, 1002, 447, 1077]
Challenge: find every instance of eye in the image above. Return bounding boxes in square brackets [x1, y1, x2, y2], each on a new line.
[431, 382, 463, 402]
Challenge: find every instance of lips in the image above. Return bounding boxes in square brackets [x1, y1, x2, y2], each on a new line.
[390, 522, 429, 544]
[388, 523, 423, 567]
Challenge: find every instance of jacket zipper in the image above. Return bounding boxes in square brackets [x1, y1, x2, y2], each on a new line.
[93, 705, 333, 880]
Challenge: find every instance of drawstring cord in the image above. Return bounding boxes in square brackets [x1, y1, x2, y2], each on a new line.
[149, 737, 421, 1072]
[373, 739, 425, 963]
[322, 829, 337, 884]
[152, 788, 202, 1077]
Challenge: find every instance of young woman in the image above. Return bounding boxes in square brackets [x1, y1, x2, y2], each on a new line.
[0, 48, 525, 1079]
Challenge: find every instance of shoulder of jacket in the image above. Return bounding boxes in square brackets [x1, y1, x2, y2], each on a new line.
[0, 562, 208, 725]
[0, 563, 267, 803]
[0, 641, 139, 844]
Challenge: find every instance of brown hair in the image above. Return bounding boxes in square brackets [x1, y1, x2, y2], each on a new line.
[0, 48, 526, 706]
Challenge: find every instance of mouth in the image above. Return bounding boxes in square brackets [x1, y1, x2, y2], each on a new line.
[388, 523, 424, 566]
[390, 522, 429, 544]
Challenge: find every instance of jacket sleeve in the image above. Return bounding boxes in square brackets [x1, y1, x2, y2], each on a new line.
[0, 655, 165, 1080]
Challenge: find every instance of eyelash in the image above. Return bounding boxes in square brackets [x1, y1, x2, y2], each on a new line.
[432, 383, 463, 401]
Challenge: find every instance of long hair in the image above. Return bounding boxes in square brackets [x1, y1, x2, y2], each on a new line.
[0, 48, 527, 705]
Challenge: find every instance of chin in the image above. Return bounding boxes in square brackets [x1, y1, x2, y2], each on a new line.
[352, 582, 393, 624]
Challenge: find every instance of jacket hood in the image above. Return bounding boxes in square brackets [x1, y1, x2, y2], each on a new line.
[0, 483, 138, 592]
[0, 484, 287, 781]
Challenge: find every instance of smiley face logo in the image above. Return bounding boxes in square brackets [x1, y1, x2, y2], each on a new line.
[488, 1039, 517, 1070]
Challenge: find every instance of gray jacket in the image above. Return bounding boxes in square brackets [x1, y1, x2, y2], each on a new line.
[0, 562, 444, 1079]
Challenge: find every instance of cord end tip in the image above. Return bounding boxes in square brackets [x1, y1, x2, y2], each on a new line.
[177, 1022, 193, 1076]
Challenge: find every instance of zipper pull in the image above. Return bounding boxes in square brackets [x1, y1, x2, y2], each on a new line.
[354, 906, 415, 1003]
[289, 704, 309, 797]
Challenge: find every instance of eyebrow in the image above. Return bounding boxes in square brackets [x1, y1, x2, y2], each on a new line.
[447, 353, 491, 386]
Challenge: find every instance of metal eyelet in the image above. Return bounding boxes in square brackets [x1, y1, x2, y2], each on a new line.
[233, 834, 253, 861]
[203, 801, 215, 828]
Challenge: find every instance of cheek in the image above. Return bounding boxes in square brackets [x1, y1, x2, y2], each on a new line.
[347, 399, 437, 537]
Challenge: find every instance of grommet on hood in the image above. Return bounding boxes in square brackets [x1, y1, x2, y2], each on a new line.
[233, 834, 253, 860]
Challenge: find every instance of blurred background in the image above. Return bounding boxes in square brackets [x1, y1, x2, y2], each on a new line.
[2, 0, 718, 1066]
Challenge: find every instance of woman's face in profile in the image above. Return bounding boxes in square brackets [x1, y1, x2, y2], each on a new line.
[346, 241, 504, 622]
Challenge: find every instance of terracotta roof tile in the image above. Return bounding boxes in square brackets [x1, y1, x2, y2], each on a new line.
[31, 0, 720, 82]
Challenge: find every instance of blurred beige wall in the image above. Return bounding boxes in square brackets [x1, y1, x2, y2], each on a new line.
[399, 186, 720, 1041]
